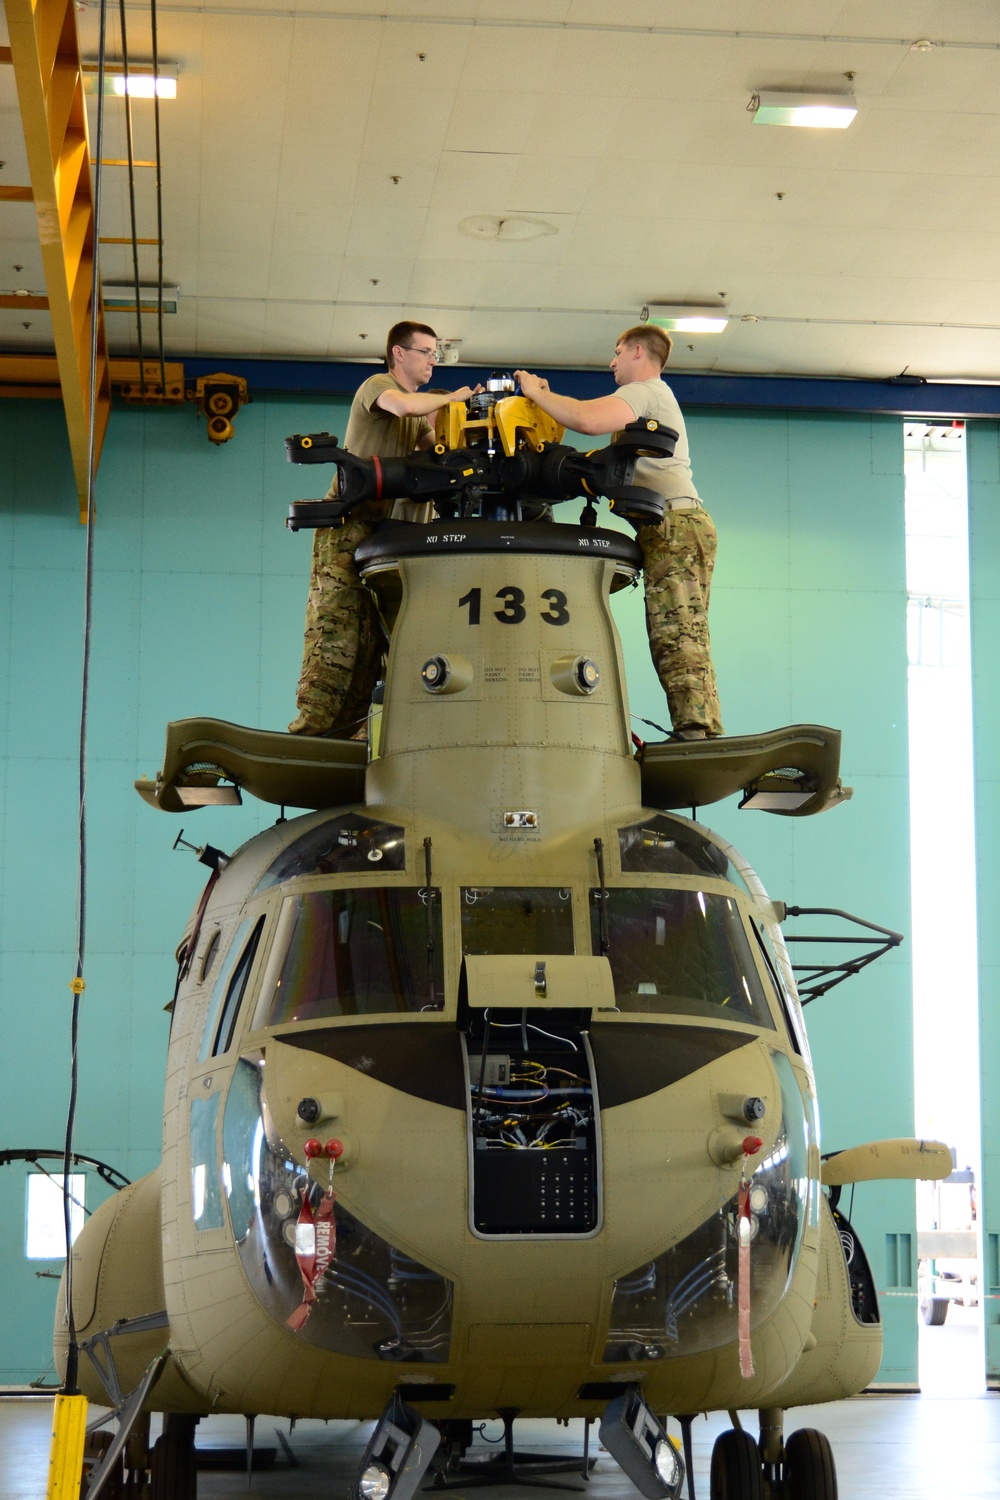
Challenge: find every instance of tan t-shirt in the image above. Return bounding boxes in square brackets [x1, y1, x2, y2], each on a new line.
[613, 376, 700, 503]
[330, 370, 436, 522]
[345, 371, 431, 459]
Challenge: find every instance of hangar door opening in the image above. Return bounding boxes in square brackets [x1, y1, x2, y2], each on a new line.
[904, 420, 984, 1394]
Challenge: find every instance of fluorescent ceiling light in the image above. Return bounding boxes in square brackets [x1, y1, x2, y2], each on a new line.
[643, 304, 728, 334]
[103, 283, 180, 314]
[112, 74, 177, 99]
[84, 62, 178, 98]
[750, 91, 856, 128]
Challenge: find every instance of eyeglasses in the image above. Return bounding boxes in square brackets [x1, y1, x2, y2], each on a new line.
[401, 345, 438, 360]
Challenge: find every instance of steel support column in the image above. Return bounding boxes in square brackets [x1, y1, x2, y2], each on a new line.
[4, 0, 110, 521]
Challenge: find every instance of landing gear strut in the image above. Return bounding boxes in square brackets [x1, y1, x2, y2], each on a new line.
[150, 1414, 198, 1500]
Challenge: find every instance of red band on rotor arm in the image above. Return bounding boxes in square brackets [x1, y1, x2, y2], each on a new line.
[372, 453, 383, 502]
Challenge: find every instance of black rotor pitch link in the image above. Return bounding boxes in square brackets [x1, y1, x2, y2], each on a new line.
[284, 420, 677, 530]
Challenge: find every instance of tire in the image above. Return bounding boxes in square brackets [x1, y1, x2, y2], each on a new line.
[81, 1431, 124, 1500]
[920, 1296, 949, 1326]
[150, 1424, 197, 1500]
[710, 1428, 763, 1500]
[783, 1428, 837, 1500]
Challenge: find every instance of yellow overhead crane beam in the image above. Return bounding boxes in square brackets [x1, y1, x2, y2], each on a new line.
[2, 0, 111, 523]
[0, 355, 185, 402]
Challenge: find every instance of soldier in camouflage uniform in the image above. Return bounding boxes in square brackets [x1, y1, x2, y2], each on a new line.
[515, 327, 723, 738]
[640, 501, 721, 737]
[293, 515, 385, 736]
[290, 323, 482, 736]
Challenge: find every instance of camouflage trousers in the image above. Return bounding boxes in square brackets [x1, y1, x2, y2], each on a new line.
[290, 521, 384, 736]
[638, 505, 724, 737]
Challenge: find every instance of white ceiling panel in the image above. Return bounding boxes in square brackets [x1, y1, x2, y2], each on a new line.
[4, 1, 1000, 379]
[0, 308, 51, 349]
[369, 32, 472, 90]
[456, 31, 563, 94]
[262, 297, 335, 356]
[429, 149, 523, 207]
[335, 255, 413, 305]
[192, 297, 267, 356]
[327, 300, 404, 353]
[266, 235, 346, 304]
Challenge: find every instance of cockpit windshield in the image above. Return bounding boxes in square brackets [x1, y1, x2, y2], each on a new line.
[618, 815, 742, 885]
[461, 887, 575, 955]
[590, 888, 775, 1028]
[255, 887, 443, 1026]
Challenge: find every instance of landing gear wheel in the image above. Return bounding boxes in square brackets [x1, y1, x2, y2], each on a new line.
[920, 1295, 949, 1326]
[783, 1428, 837, 1500]
[80, 1431, 124, 1499]
[150, 1417, 198, 1500]
[710, 1429, 763, 1500]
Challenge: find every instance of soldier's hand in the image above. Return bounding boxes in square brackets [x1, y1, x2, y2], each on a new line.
[452, 383, 485, 401]
[514, 370, 549, 399]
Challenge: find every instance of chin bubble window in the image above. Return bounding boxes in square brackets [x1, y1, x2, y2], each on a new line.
[256, 886, 444, 1025]
[226, 1059, 453, 1360]
[590, 888, 775, 1028]
[603, 1050, 811, 1362]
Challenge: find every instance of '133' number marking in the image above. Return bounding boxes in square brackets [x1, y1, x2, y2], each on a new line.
[458, 587, 569, 626]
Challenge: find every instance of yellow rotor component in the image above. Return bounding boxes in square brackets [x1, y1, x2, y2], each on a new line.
[434, 400, 468, 452]
[493, 395, 564, 457]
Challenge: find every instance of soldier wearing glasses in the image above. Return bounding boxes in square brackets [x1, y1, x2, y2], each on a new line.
[290, 322, 483, 736]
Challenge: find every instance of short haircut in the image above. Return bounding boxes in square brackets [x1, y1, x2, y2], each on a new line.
[386, 321, 437, 368]
[617, 323, 672, 369]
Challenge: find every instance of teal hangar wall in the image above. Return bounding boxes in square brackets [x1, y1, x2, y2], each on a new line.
[606, 410, 916, 1386]
[0, 395, 915, 1385]
[0, 391, 352, 1383]
[968, 419, 1000, 1388]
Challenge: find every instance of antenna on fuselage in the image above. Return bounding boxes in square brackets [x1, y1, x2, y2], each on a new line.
[173, 827, 230, 870]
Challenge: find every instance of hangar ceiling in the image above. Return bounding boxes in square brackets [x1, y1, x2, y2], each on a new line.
[3, 0, 1000, 382]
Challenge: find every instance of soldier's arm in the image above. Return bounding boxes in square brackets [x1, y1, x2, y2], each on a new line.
[513, 372, 634, 437]
[375, 384, 483, 419]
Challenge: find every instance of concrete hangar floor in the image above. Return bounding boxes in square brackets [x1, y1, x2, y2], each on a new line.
[1, 1351, 997, 1500]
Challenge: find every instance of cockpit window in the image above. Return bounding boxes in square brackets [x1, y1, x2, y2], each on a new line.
[257, 887, 443, 1025]
[198, 917, 252, 1063]
[750, 921, 806, 1056]
[618, 815, 746, 887]
[254, 814, 406, 894]
[211, 916, 265, 1056]
[590, 888, 775, 1028]
[461, 888, 574, 955]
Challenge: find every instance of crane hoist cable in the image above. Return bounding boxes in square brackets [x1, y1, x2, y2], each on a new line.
[61, 0, 109, 1400]
[117, 0, 146, 396]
